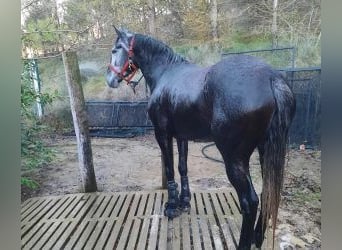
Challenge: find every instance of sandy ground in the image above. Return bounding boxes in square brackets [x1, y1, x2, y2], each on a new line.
[22, 133, 321, 249]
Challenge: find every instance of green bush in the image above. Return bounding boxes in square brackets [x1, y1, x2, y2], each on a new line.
[21, 60, 58, 188]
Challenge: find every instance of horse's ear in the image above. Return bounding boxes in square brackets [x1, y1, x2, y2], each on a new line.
[113, 25, 122, 38]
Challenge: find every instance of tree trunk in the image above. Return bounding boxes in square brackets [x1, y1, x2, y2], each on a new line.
[210, 0, 219, 41]
[147, 0, 156, 36]
[272, 0, 278, 48]
[62, 51, 97, 193]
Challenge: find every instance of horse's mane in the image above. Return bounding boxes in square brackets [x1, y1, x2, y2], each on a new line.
[135, 34, 189, 65]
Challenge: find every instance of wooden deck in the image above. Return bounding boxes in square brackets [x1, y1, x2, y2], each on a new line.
[21, 189, 270, 249]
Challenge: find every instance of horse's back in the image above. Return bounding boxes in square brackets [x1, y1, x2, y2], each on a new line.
[207, 55, 281, 111]
[207, 55, 282, 142]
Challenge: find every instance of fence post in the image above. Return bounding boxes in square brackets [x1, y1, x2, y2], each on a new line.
[62, 51, 97, 192]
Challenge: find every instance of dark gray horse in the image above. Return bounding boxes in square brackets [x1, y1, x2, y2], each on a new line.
[106, 28, 295, 249]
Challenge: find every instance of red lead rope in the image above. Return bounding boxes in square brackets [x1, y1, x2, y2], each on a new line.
[108, 36, 139, 85]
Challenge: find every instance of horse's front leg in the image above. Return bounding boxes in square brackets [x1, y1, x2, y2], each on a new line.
[177, 139, 191, 212]
[154, 130, 180, 218]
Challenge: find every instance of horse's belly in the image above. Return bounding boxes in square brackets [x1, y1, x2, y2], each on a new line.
[172, 112, 212, 140]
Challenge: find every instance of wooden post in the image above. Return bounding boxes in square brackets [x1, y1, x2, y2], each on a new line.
[62, 51, 97, 192]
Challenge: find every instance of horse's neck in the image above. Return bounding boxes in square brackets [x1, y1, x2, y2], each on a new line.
[133, 35, 186, 92]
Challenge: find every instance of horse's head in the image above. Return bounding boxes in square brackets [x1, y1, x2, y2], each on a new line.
[106, 27, 138, 88]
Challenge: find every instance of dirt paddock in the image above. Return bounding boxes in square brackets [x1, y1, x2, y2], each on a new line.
[22, 133, 321, 249]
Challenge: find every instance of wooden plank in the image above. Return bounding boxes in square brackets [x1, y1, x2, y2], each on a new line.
[171, 216, 180, 250]
[21, 198, 51, 223]
[147, 215, 160, 250]
[144, 192, 156, 216]
[190, 193, 202, 250]
[117, 193, 134, 218]
[21, 198, 38, 213]
[202, 192, 224, 250]
[68, 194, 98, 219]
[210, 192, 236, 249]
[63, 220, 89, 249]
[109, 194, 128, 218]
[21, 190, 244, 250]
[116, 193, 142, 249]
[226, 216, 240, 246]
[21, 221, 46, 247]
[136, 218, 151, 249]
[104, 219, 125, 250]
[195, 192, 213, 250]
[32, 221, 62, 249]
[23, 222, 52, 249]
[158, 216, 168, 250]
[136, 193, 148, 216]
[85, 220, 106, 249]
[180, 214, 191, 250]
[73, 220, 97, 249]
[92, 219, 116, 249]
[153, 191, 163, 215]
[83, 193, 106, 219]
[41, 197, 68, 220]
[92, 194, 112, 218]
[50, 195, 80, 219]
[101, 193, 120, 218]
[45, 221, 78, 249]
[217, 192, 233, 216]
[116, 219, 134, 249]
[126, 219, 142, 250]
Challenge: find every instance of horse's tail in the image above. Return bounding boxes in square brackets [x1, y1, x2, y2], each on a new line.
[262, 74, 295, 247]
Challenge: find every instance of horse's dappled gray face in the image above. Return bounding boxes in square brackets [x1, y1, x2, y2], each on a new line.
[106, 27, 133, 88]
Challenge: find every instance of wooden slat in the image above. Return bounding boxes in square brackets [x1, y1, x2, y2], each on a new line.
[46, 221, 78, 249]
[23, 222, 52, 249]
[195, 192, 213, 250]
[92, 220, 116, 249]
[68, 194, 98, 219]
[85, 220, 106, 249]
[210, 192, 236, 249]
[180, 214, 191, 250]
[21, 189, 245, 250]
[104, 219, 124, 250]
[158, 216, 168, 250]
[147, 215, 160, 250]
[101, 193, 119, 218]
[63, 220, 89, 248]
[92, 194, 112, 218]
[86, 193, 106, 218]
[73, 220, 98, 249]
[136, 218, 151, 249]
[33, 221, 62, 249]
[136, 193, 148, 216]
[126, 219, 142, 249]
[171, 216, 180, 250]
[21, 198, 51, 223]
[202, 192, 224, 250]
[190, 192, 202, 250]
[21, 221, 46, 247]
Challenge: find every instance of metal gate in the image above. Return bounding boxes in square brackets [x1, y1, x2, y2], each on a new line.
[86, 101, 152, 137]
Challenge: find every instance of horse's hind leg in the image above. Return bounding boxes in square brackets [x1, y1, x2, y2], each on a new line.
[154, 130, 180, 218]
[177, 139, 191, 212]
[215, 139, 259, 250]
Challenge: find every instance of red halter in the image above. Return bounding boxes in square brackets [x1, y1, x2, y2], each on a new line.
[108, 36, 139, 84]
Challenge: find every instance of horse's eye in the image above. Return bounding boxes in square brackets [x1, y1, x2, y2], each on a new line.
[112, 49, 117, 54]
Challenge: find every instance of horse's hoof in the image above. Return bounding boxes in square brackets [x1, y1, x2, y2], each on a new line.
[179, 202, 191, 213]
[164, 207, 181, 218]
